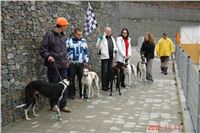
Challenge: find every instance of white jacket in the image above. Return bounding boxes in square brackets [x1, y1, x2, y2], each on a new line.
[116, 36, 132, 63]
[96, 35, 118, 60]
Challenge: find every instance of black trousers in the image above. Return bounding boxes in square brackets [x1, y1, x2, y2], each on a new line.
[101, 59, 113, 89]
[47, 66, 68, 109]
[68, 63, 86, 97]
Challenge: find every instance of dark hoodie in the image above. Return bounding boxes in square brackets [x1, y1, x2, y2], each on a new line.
[40, 30, 68, 68]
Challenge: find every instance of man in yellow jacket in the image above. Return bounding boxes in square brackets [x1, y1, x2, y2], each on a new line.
[156, 32, 174, 75]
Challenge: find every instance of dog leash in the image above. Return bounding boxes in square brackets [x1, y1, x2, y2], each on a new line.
[53, 61, 63, 81]
[52, 61, 71, 88]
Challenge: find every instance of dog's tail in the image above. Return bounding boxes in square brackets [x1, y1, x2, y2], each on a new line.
[15, 104, 26, 109]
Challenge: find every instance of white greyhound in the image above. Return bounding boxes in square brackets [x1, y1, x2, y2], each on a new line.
[81, 68, 100, 99]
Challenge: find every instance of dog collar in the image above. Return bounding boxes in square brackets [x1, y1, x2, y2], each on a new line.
[59, 81, 68, 88]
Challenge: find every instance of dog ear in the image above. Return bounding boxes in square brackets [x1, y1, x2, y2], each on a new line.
[83, 64, 91, 69]
[83, 64, 88, 69]
[66, 81, 70, 86]
[63, 79, 70, 86]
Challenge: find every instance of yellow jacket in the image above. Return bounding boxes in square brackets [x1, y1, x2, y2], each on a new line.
[156, 37, 174, 57]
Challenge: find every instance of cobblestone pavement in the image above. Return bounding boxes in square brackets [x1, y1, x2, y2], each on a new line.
[2, 48, 184, 133]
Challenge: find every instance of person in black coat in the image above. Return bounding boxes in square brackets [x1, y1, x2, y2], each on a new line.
[140, 33, 155, 83]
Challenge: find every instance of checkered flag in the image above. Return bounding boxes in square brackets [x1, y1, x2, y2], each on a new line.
[83, 2, 98, 36]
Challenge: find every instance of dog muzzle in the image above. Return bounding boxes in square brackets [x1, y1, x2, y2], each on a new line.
[83, 74, 88, 77]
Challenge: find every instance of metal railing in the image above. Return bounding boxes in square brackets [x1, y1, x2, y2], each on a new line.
[175, 44, 200, 133]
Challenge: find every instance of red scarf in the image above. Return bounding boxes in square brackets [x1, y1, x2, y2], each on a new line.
[123, 38, 129, 56]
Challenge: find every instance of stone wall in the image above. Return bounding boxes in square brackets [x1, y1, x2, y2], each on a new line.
[1, 1, 119, 126]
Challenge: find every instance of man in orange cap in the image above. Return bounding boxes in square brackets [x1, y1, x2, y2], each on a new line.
[40, 17, 71, 113]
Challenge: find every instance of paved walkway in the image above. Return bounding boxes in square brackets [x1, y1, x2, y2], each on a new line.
[2, 48, 184, 133]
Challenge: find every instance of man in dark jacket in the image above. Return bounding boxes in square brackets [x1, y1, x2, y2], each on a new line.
[40, 17, 71, 113]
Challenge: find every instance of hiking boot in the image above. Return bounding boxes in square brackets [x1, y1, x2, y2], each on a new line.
[102, 87, 109, 91]
[61, 106, 72, 113]
[69, 95, 75, 99]
[121, 83, 126, 88]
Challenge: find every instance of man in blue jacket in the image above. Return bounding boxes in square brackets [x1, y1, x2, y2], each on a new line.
[66, 28, 89, 99]
[40, 17, 71, 113]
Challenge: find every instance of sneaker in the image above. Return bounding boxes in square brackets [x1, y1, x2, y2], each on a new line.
[121, 83, 126, 88]
[147, 80, 153, 84]
[84, 96, 89, 99]
[61, 106, 72, 113]
[102, 87, 109, 91]
[69, 95, 75, 99]
[80, 95, 89, 99]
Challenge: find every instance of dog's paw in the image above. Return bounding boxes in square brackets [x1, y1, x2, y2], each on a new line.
[26, 118, 32, 121]
[109, 94, 112, 96]
[58, 118, 63, 121]
[119, 93, 122, 95]
[127, 86, 131, 89]
[86, 99, 90, 102]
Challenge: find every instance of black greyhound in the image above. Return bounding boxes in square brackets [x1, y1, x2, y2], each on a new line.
[108, 62, 127, 96]
[15, 79, 70, 121]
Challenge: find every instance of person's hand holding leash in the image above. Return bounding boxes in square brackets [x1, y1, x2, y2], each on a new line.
[48, 56, 55, 62]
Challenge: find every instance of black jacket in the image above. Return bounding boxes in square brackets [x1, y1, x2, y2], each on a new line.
[40, 30, 68, 68]
[106, 36, 114, 59]
[140, 41, 155, 59]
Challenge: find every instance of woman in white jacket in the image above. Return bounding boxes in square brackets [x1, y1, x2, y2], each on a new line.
[116, 28, 132, 87]
[96, 27, 118, 91]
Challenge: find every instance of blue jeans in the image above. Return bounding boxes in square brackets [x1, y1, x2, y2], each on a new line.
[47, 66, 68, 109]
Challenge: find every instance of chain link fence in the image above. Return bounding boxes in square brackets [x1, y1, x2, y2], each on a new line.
[175, 44, 200, 133]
